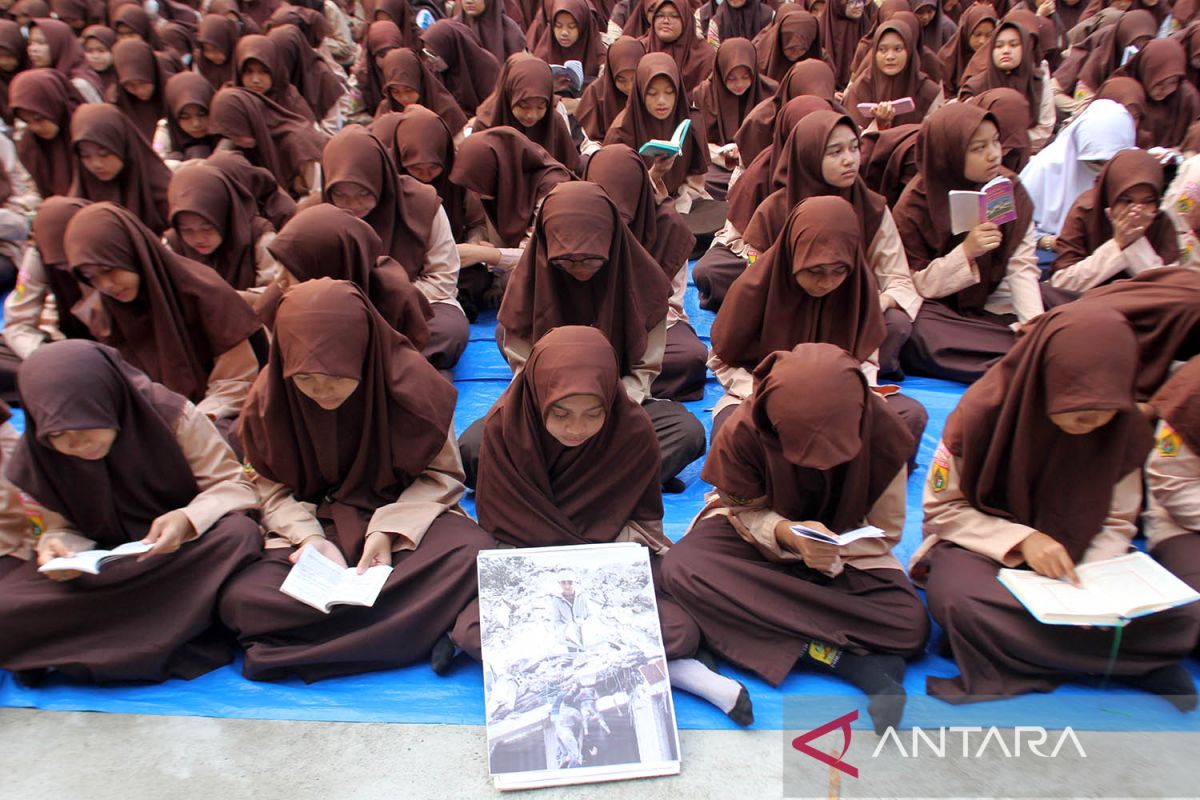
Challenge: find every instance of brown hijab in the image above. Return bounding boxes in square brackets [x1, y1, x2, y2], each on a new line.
[959, 19, 1045, 117]
[0, 20, 30, 125]
[108, 39, 174, 142]
[1113, 38, 1200, 149]
[377, 47, 468, 133]
[64, 202, 262, 403]
[475, 53, 581, 174]
[714, 0, 774, 43]
[164, 71, 218, 159]
[1150, 355, 1200, 454]
[166, 162, 271, 291]
[208, 86, 325, 198]
[30, 196, 95, 343]
[603, 53, 710, 195]
[639, 0, 716, 91]
[357, 20, 406, 114]
[584, 143, 695, 278]
[30, 18, 103, 93]
[378, 107, 474, 242]
[703, 343, 913, 531]
[196, 13, 240, 89]
[497, 181, 672, 373]
[937, 2, 996, 95]
[266, 204, 432, 343]
[576, 35, 644, 140]
[860, 121, 921, 206]
[238, 278, 453, 561]
[1096, 75, 1151, 148]
[942, 303, 1152, 563]
[1055, 148, 1178, 275]
[755, 4, 822, 81]
[713, 196, 885, 370]
[532, 0, 608, 79]
[844, 17, 940, 128]
[205, 149, 296, 230]
[8, 340, 197, 547]
[234, 33, 314, 120]
[367, 0, 424, 49]
[456, 0, 525, 64]
[734, 58, 838, 165]
[892, 103, 1034, 314]
[449, 126, 574, 247]
[696, 37, 778, 147]
[10, 68, 83, 198]
[1078, 8, 1157, 93]
[69, 102, 172, 234]
[476, 325, 664, 548]
[420, 18, 501, 116]
[964, 87, 1031, 172]
[267, 22, 343, 122]
[819, 0, 872, 87]
[320, 125, 440, 279]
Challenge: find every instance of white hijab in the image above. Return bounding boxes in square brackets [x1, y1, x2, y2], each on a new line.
[1019, 99, 1136, 236]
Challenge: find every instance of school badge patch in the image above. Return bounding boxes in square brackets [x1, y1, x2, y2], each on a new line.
[929, 444, 951, 493]
[1157, 423, 1182, 458]
[807, 641, 841, 666]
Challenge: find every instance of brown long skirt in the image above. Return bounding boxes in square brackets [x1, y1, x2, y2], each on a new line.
[923, 542, 1200, 701]
[900, 301, 1017, 383]
[452, 553, 701, 662]
[651, 322, 709, 402]
[660, 515, 930, 686]
[0, 513, 263, 683]
[0, 554, 24, 579]
[1153, 535, 1200, 593]
[218, 512, 494, 682]
[692, 243, 746, 311]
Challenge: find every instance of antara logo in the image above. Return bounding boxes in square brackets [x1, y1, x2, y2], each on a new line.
[791, 709, 859, 778]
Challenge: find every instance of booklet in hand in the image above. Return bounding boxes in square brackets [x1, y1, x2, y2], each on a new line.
[855, 96, 915, 116]
[551, 60, 584, 98]
[998, 551, 1200, 627]
[638, 118, 691, 158]
[37, 540, 154, 575]
[949, 175, 1018, 235]
[790, 524, 886, 547]
[279, 543, 393, 613]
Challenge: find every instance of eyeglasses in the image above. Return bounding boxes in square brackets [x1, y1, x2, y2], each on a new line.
[654, 12, 682, 21]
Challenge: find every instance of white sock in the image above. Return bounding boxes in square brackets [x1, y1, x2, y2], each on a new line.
[667, 657, 744, 713]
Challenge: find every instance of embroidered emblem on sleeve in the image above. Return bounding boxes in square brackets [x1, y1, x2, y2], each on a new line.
[1157, 422, 1182, 458]
[807, 641, 841, 666]
[929, 443, 951, 493]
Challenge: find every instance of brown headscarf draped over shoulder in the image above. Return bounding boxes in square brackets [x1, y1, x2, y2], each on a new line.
[860, 121, 920, 207]
[638, 0, 716, 92]
[1113, 38, 1200, 149]
[30, 197, 94, 342]
[449, 126, 574, 247]
[584, 143, 695, 278]
[196, 13, 240, 89]
[734, 58, 837, 166]
[703, 343, 913, 531]
[474, 53, 581, 174]
[8, 340, 198, 546]
[420, 18, 501, 116]
[1150, 356, 1200, 454]
[234, 33, 315, 120]
[958, 19, 1044, 117]
[476, 325, 665, 548]
[205, 149, 296, 230]
[377, 107, 473, 242]
[892, 103, 1033, 314]
[497, 181, 672, 373]
[164, 72, 219, 159]
[69, 103, 173, 234]
[208, 87, 325, 199]
[267, 22, 343, 123]
[819, 0, 872, 87]
[377, 47, 468, 133]
[320, 125, 440, 279]
[1078, 8, 1157, 93]
[30, 18, 103, 93]
[357, 20, 406, 115]
[455, 0, 525, 63]
[942, 303, 1152, 563]
[843, 17, 940, 129]
[1054, 148, 1179, 274]
[9, 68, 83, 198]
[531, 0, 606, 79]
[714, 0, 774, 43]
[64, 202, 262, 404]
[754, 5, 822, 81]
[696, 37, 778, 147]
[368, 0, 424, 49]
[744, 110, 887, 253]
[108, 38, 175, 143]
[238, 278, 454, 562]
[937, 2, 996, 96]
[603, 53, 709, 195]
[963, 87, 1031, 172]
[166, 162, 272, 291]
[264, 204, 431, 343]
[576, 35, 645, 140]
[712, 196, 885, 371]
[0, 20, 31, 124]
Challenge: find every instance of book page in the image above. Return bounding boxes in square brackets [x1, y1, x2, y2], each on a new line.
[332, 565, 393, 608]
[37, 540, 153, 574]
[1000, 572, 1117, 619]
[790, 524, 885, 546]
[279, 545, 350, 612]
[1074, 553, 1200, 617]
[948, 190, 984, 235]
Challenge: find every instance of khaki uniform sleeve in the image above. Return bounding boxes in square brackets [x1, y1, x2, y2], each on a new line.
[195, 339, 259, 421]
[1079, 469, 1139, 565]
[174, 402, 259, 536]
[366, 429, 467, 551]
[1048, 237, 1163, 293]
[0, 421, 34, 560]
[870, 209, 922, 320]
[1144, 420, 1200, 547]
[3, 249, 53, 359]
[622, 320, 666, 405]
[417, 206, 464, 308]
[253, 472, 326, 548]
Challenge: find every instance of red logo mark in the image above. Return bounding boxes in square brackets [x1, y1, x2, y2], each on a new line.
[791, 709, 859, 778]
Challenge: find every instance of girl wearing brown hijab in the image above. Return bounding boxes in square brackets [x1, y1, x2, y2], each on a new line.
[695, 37, 777, 195]
[733, 58, 837, 166]
[705, 0, 774, 50]
[605, 52, 711, 209]
[356, 20, 406, 119]
[367, 0, 424, 50]
[474, 53, 581, 175]
[820, 0, 871, 88]
[69, 103, 172, 234]
[376, 47, 468, 136]
[266, 22, 345, 134]
[234, 33, 315, 122]
[196, 13, 240, 89]
[163, 72, 219, 162]
[1051, 148, 1179, 293]
[26, 17, 104, 103]
[586, 143, 707, 402]
[964, 86, 1031, 172]
[843, 17, 942, 131]
[205, 149, 297, 230]
[420, 19, 502, 117]
[1144, 356, 1200, 596]
[1075, 8, 1157, 97]
[638, 0, 716, 92]
[208, 86, 325, 200]
[893, 104, 1042, 383]
[452, 325, 753, 724]
[219, 278, 493, 682]
[64, 202, 263, 439]
[661, 343, 928, 735]
[320, 126, 470, 371]
[531, 0, 605, 81]
[10, 68, 83, 198]
[937, 2, 996, 96]
[107, 39, 175, 145]
[913, 303, 1199, 707]
[959, 19, 1055, 151]
[470, 181, 705, 491]
[456, 0, 525, 64]
[80, 24, 118, 97]
[165, 162, 280, 301]
[576, 36, 645, 141]
[753, 6, 822, 82]
[0, 340, 262, 684]
[1113, 38, 1200, 148]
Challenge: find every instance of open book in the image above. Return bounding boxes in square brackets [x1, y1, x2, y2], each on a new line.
[791, 524, 885, 547]
[638, 118, 691, 158]
[37, 540, 153, 574]
[279, 543, 393, 613]
[949, 175, 1018, 234]
[551, 60, 584, 98]
[998, 552, 1200, 627]
[856, 96, 915, 116]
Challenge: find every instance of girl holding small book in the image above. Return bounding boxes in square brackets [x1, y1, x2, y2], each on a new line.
[843, 16, 943, 133]
[911, 303, 1200, 707]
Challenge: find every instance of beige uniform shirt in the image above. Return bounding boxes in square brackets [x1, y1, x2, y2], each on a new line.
[1143, 419, 1200, 548]
[0, 420, 35, 560]
[1048, 236, 1166, 293]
